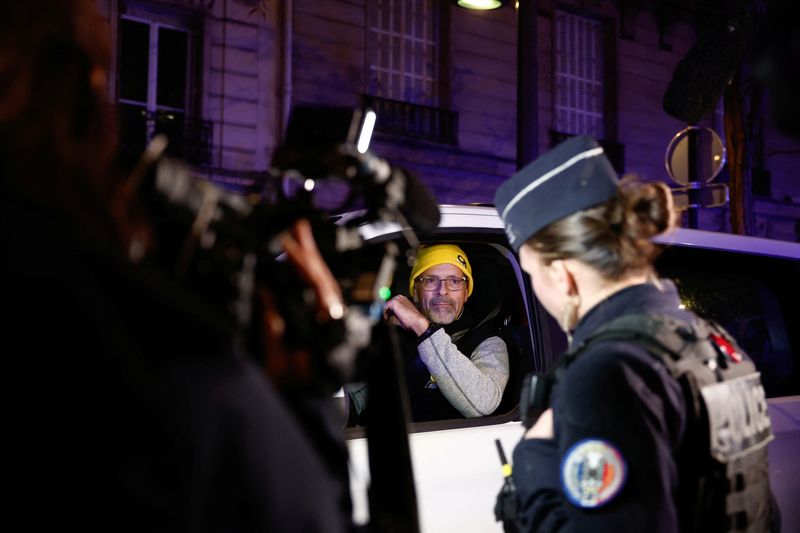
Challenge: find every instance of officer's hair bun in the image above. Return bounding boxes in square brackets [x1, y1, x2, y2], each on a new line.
[615, 178, 677, 241]
[525, 176, 677, 280]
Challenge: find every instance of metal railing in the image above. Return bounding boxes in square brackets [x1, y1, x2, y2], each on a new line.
[119, 105, 213, 166]
[366, 95, 458, 145]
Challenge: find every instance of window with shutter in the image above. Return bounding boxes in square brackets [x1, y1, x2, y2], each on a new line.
[368, 0, 438, 106]
[553, 10, 605, 139]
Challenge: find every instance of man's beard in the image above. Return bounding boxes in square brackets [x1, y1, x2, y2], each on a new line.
[425, 296, 460, 325]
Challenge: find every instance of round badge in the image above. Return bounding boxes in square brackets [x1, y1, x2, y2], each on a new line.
[560, 439, 627, 508]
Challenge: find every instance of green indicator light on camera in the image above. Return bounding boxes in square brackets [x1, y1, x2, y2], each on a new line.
[379, 286, 392, 301]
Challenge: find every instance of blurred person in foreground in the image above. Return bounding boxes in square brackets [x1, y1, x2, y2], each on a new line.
[494, 136, 779, 532]
[0, 2, 348, 531]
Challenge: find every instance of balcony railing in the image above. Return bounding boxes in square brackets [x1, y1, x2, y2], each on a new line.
[119, 105, 213, 166]
[366, 95, 458, 145]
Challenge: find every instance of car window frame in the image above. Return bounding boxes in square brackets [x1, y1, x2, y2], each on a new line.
[342, 228, 543, 436]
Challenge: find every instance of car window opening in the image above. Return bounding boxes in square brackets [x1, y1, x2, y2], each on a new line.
[343, 241, 534, 432]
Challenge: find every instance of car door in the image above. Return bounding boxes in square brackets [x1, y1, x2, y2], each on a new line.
[342, 227, 552, 533]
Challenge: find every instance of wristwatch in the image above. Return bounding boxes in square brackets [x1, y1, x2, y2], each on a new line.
[417, 323, 442, 344]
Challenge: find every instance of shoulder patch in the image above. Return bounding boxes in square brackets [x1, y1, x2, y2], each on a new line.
[561, 439, 627, 508]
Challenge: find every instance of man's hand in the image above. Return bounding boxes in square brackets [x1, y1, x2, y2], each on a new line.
[524, 408, 554, 440]
[383, 295, 430, 336]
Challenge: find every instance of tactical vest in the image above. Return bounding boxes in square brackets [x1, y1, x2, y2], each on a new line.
[562, 313, 775, 533]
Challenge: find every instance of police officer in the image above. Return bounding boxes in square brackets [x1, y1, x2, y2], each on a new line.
[494, 136, 779, 532]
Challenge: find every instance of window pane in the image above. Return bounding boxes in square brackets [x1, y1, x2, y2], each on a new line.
[554, 11, 604, 138]
[381, 0, 391, 33]
[657, 247, 800, 398]
[119, 19, 150, 103]
[157, 27, 188, 109]
[368, 0, 437, 105]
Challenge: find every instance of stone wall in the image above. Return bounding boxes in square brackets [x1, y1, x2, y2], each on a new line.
[96, 0, 800, 241]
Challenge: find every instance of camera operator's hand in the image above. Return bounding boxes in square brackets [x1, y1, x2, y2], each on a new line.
[259, 218, 346, 388]
[383, 295, 429, 336]
[280, 219, 345, 323]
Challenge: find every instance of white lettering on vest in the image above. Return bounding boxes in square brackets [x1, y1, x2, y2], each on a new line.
[701, 373, 774, 462]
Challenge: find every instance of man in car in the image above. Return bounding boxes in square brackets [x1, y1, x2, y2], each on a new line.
[381, 244, 510, 421]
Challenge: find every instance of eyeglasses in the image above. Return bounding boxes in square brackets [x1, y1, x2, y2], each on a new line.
[416, 276, 468, 292]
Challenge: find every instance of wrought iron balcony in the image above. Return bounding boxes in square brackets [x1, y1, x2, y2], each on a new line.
[365, 95, 458, 145]
[118, 105, 212, 166]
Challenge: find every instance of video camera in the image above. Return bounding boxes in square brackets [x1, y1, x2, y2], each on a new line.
[136, 103, 440, 395]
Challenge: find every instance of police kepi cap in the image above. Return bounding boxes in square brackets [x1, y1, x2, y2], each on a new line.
[409, 244, 473, 297]
[494, 135, 619, 252]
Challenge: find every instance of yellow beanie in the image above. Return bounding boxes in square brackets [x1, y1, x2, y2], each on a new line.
[409, 244, 473, 297]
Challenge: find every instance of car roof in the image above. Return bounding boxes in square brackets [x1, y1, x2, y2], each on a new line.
[345, 204, 800, 260]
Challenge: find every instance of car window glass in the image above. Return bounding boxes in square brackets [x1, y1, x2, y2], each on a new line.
[656, 247, 800, 397]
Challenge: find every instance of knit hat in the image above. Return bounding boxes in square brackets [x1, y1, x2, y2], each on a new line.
[494, 135, 619, 252]
[409, 244, 473, 297]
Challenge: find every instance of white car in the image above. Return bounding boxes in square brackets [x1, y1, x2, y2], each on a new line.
[341, 205, 800, 533]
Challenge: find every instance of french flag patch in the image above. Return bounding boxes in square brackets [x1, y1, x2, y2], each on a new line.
[560, 438, 627, 508]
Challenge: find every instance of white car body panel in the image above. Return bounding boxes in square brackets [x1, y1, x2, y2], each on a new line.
[349, 422, 525, 532]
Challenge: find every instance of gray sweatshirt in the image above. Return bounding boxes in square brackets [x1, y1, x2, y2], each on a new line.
[417, 328, 509, 417]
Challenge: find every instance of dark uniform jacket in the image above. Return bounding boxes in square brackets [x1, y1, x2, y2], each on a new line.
[513, 281, 701, 532]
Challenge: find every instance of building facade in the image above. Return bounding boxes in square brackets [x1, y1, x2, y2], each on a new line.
[95, 0, 800, 241]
